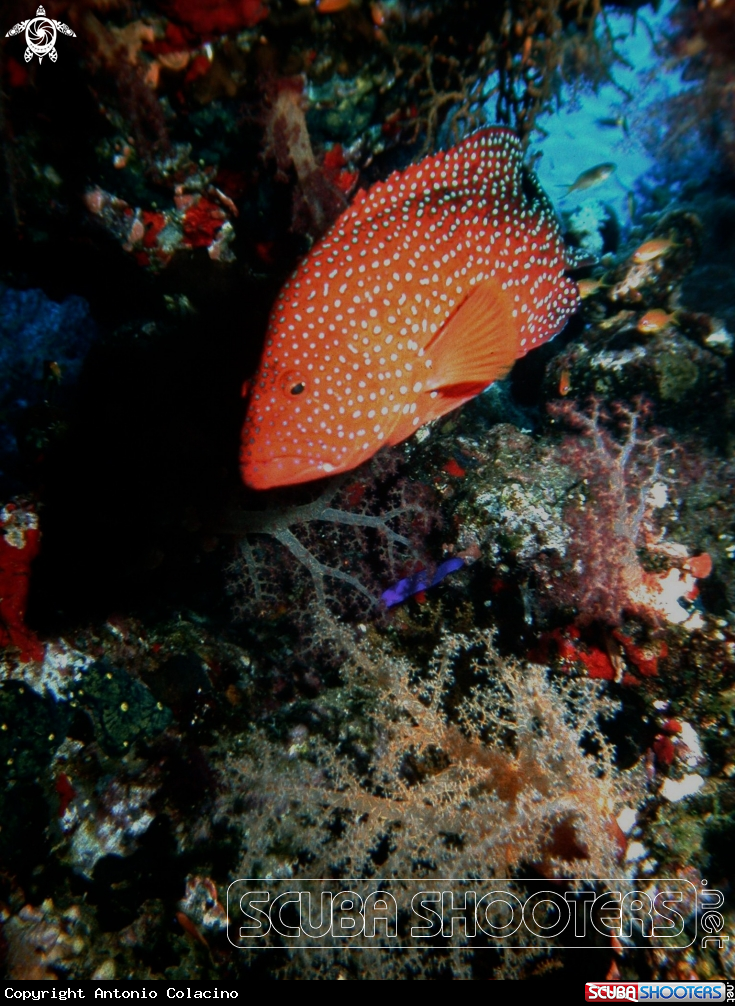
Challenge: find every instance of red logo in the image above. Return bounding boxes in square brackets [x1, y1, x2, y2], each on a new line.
[586, 985, 637, 1001]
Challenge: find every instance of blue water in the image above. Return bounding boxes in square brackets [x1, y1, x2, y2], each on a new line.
[527, 0, 693, 225]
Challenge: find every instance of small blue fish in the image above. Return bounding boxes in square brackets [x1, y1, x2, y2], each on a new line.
[382, 557, 465, 608]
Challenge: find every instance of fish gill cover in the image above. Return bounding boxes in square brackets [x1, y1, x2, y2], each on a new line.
[0, 0, 734, 984]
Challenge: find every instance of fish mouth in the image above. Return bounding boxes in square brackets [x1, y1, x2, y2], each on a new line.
[241, 454, 339, 490]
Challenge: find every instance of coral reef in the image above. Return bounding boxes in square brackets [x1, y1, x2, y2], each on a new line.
[213, 619, 640, 978]
[84, 179, 237, 269]
[225, 454, 438, 626]
[0, 0, 733, 987]
[2, 901, 86, 980]
[540, 397, 700, 629]
[261, 77, 349, 238]
[0, 0, 642, 283]
[219, 620, 634, 881]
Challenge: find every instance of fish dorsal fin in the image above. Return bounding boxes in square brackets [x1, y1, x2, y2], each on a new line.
[452, 128, 524, 205]
[424, 276, 520, 395]
[348, 129, 525, 237]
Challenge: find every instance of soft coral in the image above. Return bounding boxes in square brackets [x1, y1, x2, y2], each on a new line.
[543, 399, 710, 629]
[0, 502, 44, 662]
[545, 398, 664, 626]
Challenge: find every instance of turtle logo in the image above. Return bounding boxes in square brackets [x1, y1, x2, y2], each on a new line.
[5, 5, 76, 64]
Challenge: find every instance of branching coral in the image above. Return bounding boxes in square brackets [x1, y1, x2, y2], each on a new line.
[224, 456, 437, 622]
[545, 397, 665, 626]
[209, 614, 648, 980]
[0, 502, 44, 662]
[72, 3, 172, 167]
[539, 398, 709, 629]
[394, 0, 631, 148]
[216, 618, 640, 888]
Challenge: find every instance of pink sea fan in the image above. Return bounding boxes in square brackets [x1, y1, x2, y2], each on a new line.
[542, 398, 668, 626]
[225, 452, 441, 629]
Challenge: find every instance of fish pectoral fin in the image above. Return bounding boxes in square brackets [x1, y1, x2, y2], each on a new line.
[424, 277, 519, 394]
[429, 380, 492, 401]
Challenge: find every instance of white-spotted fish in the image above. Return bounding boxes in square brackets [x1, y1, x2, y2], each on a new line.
[241, 127, 580, 489]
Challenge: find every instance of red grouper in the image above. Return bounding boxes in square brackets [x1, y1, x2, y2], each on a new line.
[240, 126, 580, 490]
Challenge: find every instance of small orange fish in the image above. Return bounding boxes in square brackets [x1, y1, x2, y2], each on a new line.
[560, 162, 616, 197]
[370, 2, 385, 26]
[521, 35, 533, 66]
[636, 308, 677, 334]
[45, 360, 63, 382]
[175, 911, 209, 949]
[558, 368, 571, 396]
[632, 237, 676, 264]
[577, 277, 606, 299]
[240, 128, 580, 489]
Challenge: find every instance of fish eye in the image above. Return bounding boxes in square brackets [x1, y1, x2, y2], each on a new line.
[280, 370, 306, 396]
